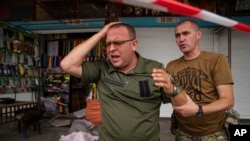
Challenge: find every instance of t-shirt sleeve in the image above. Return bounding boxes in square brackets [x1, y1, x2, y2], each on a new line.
[81, 61, 102, 84]
[212, 54, 234, 86]
[160, 88, 171, 104]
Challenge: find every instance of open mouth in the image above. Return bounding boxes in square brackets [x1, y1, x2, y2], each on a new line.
[110, 54, 120, 62]
[180, 44, 187, 48]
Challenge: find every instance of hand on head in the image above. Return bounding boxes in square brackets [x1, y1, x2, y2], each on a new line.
[99, 22, 122, 38]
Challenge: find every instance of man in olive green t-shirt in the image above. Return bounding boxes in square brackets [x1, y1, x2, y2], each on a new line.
[60, 22, 187, 141]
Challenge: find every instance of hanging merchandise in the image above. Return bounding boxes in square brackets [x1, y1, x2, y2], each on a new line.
[47, 40, 59, 56]
[18, 64, 25, 76]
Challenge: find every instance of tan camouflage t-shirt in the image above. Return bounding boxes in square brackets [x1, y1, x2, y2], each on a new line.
[166, 51, 233, 136]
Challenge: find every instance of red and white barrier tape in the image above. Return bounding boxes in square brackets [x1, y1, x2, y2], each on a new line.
[109, 0, 250, 33]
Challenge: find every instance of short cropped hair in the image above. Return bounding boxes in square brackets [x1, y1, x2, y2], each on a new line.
[176, 19, 200, 31]
[110, 23, 136, 39]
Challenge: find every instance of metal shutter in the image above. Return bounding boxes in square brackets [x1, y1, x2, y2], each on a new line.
[231, 30, 250, 119]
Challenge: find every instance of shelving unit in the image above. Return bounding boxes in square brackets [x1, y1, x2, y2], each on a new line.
[0, 22, 42, 97]
[41, 33, 102, 113]
[43, 72, 70, 114]
[43, 71, 90, 114]
[0, 22, 41, 124]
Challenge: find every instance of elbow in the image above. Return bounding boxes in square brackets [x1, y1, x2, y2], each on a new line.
[60, 60, 70, 73]
[229, 100, 235, 109]
[227, 97, 235, 110]
[60, 60, 82, 78]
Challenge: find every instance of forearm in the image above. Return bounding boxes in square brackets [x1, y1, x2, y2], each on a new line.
[202, 97, 234, 115]
[203, 85, 235, 115]
[60, 32, 103, 77]
[168, 91, 232, 118]
[173, 85, 234, 117]
[152, 68, 187, 106]
[170, 90, 187, 106]
[163, 73, 187, 106]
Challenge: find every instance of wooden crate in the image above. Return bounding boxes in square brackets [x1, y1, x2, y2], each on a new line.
[0, 101, 37, 124]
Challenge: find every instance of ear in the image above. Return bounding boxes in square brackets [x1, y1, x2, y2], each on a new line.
[131, 40, 138, 51]
[197, 30, 202, 40]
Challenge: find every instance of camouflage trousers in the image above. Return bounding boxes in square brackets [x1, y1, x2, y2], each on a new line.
[175, 128, 229, 141]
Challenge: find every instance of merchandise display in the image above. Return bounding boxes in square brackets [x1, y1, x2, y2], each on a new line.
[0, 23, 42, 94]
[42, 34, 103, 113]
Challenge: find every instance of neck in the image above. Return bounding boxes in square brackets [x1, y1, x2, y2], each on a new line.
[120, 55, 138, 74]
[184, 48, 201, 60]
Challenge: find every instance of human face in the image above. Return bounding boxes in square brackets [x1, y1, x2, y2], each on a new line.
[175, 21, 201, 54]
[105, 26, 137, 70]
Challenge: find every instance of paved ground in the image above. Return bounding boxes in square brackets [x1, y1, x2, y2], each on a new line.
[0, 117, 175, 141]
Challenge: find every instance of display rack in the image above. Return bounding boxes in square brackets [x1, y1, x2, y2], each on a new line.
[0, 22, 42, 96]
[0, 22, 42, 124]
[41, 33, 102, 113]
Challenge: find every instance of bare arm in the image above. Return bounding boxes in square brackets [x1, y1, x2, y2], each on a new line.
[60, 22, 120, 78]
[173, 84, 234, 117]
[202, 84, 234, 114]
[152, 68, 187, 106]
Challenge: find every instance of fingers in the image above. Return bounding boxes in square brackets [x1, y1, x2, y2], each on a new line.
[152, 69, 166, 86]
[152, 68, 165, 73]
[108, 21, 121, 25]
[105, 22, 121, 30]
[152, 68, 171, 83]
[99, 22, 122, 38]
[152, 68, 174, 94]
[173, 95, 190, 109]
[173, 95, 197, 117]
[152, 68, 166, 79]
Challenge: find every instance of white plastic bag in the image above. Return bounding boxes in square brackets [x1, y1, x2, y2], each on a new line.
[59, 131, 98, 141]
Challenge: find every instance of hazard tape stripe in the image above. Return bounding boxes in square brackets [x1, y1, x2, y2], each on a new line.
[109, 0, 250, 33]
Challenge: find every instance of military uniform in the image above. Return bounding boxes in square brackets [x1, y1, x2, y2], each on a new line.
[82, 52, 168, 141]
[167, 51, 233, 140]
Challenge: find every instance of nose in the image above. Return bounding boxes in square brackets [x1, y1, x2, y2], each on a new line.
[179, 34, 185, 41]
[107, 43, 116, 51]
[177, 35, 186, 44]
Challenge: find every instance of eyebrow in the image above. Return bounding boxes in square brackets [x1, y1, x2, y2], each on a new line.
[175, 31, 190, 37]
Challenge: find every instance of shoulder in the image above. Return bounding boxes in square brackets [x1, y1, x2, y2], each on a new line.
[83, 60, 111, 71]
[141, 56, 163, 68]
[83, 60, 107, 66]
[137, 52, 163, 68]
[167, 56, 183, 67]
[201, 51, 227, 62]
[202, 51, 225, 58]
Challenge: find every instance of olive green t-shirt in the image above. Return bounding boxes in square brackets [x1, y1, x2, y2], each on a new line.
[82, 53, 167, 141]
[166, 51, 234, 136]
